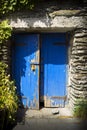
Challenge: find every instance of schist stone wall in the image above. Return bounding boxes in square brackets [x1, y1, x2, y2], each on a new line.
[0, 41, 11, 74]
[1, 0, 87, 109]
[69, 29, 87, 108]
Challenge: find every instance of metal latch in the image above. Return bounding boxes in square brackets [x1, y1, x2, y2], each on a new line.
[30, 62, 40, 71]
[31, 64, 36, 71]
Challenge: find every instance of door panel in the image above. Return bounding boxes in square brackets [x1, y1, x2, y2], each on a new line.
[41, 33, 68, 107]
[12, 34, 39, 109]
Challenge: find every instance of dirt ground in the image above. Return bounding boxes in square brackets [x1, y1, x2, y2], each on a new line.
[10, 108, 87, 130]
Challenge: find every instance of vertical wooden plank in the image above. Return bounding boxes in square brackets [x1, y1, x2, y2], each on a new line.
[41, 33, 68, 107]
[12, 34, 40, 109]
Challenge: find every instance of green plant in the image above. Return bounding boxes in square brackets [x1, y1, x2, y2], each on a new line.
[0, 0, 17, 14]
[0, 20, 12, 44]
[0, 62, 18, 122]
[74, 99, 87, 119]
[0, 0, 40, 15]
[0, 6, 17, 124]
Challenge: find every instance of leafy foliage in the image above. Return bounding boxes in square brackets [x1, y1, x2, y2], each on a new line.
[0, 0, 17, 15]
[0, 20, 12, 44]
[0, 62, 18, 121]
[0, 0, 40, 15]
[74, 99, 87, 119]
[0, 19, 17, 122]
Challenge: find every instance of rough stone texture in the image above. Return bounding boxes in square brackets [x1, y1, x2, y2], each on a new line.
[0, 40, 11, 74]
[69, 29, 87, 109]
[5, 15, 86, 31]
[25, 108, 73, 118]
[1, 0, 87, 109]
[2, 0, 86, 31]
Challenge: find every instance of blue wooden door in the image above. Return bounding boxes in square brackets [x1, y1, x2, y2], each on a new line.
[41, 33, 68, 107]
[12, 34, 39, 109]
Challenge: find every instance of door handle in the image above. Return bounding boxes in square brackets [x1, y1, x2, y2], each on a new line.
[30, 64, 36, 71]
[30, 63, 40, 71]
[30, 63, 40, 65]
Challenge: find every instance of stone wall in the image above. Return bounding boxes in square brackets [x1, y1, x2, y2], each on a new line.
[3, 0, 86, 31]
[0, 40, 11, 74]
[1, 0, 87, 109]
[69, 29, 87, 108]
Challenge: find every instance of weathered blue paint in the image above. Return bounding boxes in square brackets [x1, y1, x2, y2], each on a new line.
[12, 34, 39, 109]
[12, 33, 68, 108]
[41, 33, 68, 107]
